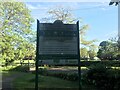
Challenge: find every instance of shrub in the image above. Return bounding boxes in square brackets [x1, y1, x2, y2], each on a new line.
[48, 72, 78, 81]
[9, 65, 29, 72]
[38, 68, 48, 75]
[82, 64, 120, 90]
[37, 68, 78, 81]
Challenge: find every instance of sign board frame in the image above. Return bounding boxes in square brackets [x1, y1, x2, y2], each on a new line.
[38, 20, 78, 60]
[35, 20, 81, 90]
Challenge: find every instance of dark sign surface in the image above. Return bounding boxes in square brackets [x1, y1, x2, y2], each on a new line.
[35, 20, 81, 90]
[38, 20, 78, 59]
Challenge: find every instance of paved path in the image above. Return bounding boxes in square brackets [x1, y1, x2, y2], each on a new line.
[2, 72, 25, 90]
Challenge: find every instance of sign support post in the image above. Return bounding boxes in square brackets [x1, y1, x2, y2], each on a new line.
[35, 19, 39, 90]
[77, 21, 81, 90]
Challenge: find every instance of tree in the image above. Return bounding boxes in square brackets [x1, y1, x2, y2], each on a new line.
[41, 5, 78, 24]
[97, 41, 111, 60]
[97, 40, 119, 60]
[41, 5, 97, 55]
[88, 50, 97, 60]
[109, 36, 120, 60]
[0, 1, 35, 66]
[80, 48, 89, 60]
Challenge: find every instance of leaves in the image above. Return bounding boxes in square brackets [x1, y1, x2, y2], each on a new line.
[40, 5, 98, 60]
[0, 1, 35, 66]
[80, 48, 89, 60]
[97, 40, 119, 60]
[41, 5, 77, 24]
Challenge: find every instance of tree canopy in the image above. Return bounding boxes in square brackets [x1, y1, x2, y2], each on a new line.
[41, 5, 97, 57]
[97, 38, 119, 60]
[0, 1, 35, 66]
[41, 5, 98, 60]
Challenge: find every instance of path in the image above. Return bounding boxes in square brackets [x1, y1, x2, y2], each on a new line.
[2, 72, 25, 90]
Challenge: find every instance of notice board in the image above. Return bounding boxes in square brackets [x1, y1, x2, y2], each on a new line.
[37, 20, 79, 59]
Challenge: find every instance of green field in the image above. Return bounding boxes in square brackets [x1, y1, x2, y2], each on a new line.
[2, 71, 97, 90]
[13, 72, 78, 89]
[2, 60, 120, 90]
[3, 71, 79, 89]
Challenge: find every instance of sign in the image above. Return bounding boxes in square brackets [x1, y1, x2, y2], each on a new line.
[35, 20, 81, 90]
[38, 20, 78, 59]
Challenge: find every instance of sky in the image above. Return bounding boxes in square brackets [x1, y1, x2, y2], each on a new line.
[25, 1, 118, 46]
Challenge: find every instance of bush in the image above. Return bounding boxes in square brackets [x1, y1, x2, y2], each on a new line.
[38, 68, 48, 75]
[9, 65, 29, 72]
[37, 68, 78, 81]
[81, 61, 120, 67]
[48, 72, 78, 81]
[82, 64, 120, 90]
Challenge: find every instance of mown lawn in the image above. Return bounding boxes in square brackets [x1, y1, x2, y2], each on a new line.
[12, 72, 79, 89]
[2, 71, 96, 90]
[10, 71, 97, 90]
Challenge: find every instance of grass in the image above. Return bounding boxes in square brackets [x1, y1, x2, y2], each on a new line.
[1, 65, 20, 71]
[2, 63, 119, 90]
[13, 72, 79, 89]
[1, 60, 35, 71]
[2, 71, 25, 78]
[7, 71, 97, 90]
[2, 70, 97, 90]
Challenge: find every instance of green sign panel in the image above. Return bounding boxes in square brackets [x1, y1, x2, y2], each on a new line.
[37, 20, 78, 59]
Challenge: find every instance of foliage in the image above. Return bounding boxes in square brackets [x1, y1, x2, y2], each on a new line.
[12, 71, 79, 89]
[41, 5, 97, 54]
[80, 48, 89, 60]
[47, 72, 78, 81]
[82, 64, 120, 90]
[88, 50, 97, 60]
[0, 1, 35, 66]
[9, 65, 29, 72]
[80, 61, 120, 67]
[97, 39, 119, 60]
[80, 47, 97, 60]
[41, 5, 77, 24]
[37, 68, 78, 81]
